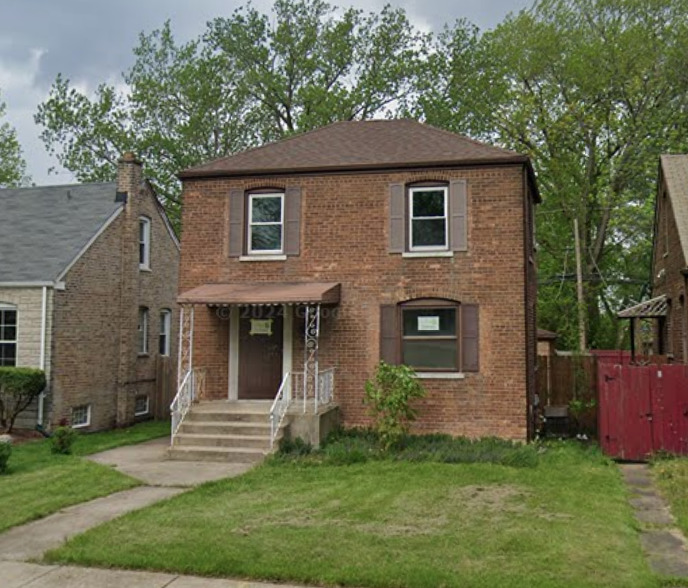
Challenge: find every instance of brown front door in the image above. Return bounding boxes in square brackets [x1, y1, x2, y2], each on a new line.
[238, 308, 284, 400]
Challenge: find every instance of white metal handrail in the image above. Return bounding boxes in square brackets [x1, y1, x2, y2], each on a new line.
[170, 368, 202, 443]
[270, 372, 293, 448]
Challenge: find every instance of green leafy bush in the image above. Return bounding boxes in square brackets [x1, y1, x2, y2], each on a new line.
[0, 367, 46, 433]
[278, 436, 313, 457]
[51, 426, 77, 455]
[364, 362, 425, 450]
[0, 439, 11, 474]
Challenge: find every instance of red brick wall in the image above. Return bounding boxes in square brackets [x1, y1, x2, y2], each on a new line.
[52, 163, 180, 431]
[180, 165, 536, 440]
[653, 177, 688, 363]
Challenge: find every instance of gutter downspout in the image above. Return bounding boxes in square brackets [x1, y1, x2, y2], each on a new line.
[37, 286, 47, 426]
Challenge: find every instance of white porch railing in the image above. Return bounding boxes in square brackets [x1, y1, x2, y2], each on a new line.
[270, 372, 293, 448]
[170, 368, 205, 443]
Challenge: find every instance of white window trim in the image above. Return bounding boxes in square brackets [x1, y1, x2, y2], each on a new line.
[409, 186, 449, 252]
[139, 216, 151, 270]
[138, 307, 149, 355]
[159, 309, 171, 356]
[248, 193, 284, 255]
[0, 304, 18, 367]
[71, 404, 91, 428]
[134, 395, 150, 416]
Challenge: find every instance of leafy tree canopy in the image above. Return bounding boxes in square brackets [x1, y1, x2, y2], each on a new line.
[0, 92, 29, 188]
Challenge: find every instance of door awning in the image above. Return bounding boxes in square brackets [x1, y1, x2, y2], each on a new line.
[617, 294, 668, 319]
[178, 282, 341, 306]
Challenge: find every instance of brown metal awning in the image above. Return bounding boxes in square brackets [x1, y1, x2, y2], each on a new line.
[617, 294, 668, 319]
[178, 282, 341, 306]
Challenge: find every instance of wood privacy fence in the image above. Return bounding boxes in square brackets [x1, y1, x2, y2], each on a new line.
[152, 356, 175, 420]
[537, 355, 598, 435]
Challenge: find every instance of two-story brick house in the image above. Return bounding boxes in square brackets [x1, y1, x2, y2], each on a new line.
[171, 120, 539, 461]
[0, 154, 180, 431]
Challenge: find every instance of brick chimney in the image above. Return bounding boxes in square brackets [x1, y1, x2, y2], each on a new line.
[116, 152, 143, 215]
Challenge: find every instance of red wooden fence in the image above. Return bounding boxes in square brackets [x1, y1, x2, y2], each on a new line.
[598, 362, 688, 460]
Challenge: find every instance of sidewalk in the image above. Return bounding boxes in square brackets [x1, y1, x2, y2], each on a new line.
[1, 561, 305, 588]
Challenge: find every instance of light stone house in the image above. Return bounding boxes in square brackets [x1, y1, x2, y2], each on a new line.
[0, 154, 180, 431]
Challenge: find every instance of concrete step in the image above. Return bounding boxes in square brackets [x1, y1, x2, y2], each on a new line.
[178, 421, 272, 436]
[185, 410, 269, 423]
[173, 432, 279, 449]
[168, 445, 266, 463]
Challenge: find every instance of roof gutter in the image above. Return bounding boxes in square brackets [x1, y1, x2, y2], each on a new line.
[0, 281, 65, 290]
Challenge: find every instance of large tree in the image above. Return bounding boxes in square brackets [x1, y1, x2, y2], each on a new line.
[0, 92, 28, 188]
[35, 0, 428, 224]
[419, 0, 688, 349]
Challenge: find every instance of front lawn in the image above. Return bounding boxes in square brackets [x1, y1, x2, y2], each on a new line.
[45, 442, 655, 588]
[0, 420, 169, 533]
[653, 457, 688, 537]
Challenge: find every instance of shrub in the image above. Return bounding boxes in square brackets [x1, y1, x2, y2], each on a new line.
[0, 367, 46, 433]
[51, 425, 77, 455]
[364, 362, 425, 450]
[278, 436, 313, 457]
[0, 438, 11, 474]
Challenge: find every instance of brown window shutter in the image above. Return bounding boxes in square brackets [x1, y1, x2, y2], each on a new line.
[284, 186, 301, 256]
[449, 179, 468, 252]
[461, 303, 479, 372]
[380, 304, 399, 364]
[389, 183, 405, 253]
[228, 188, 245, 257]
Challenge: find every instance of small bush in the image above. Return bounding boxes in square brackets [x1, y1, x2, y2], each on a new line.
[278, 436, 313, 457]
[364, 362, 425, 450]
[0, 439, 11, 474]
[0, 367, 46, 433]
[51, 426, 77, 455]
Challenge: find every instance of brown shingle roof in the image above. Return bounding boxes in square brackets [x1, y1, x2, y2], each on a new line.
[660, 154, 688, 264]
[179, 119, 528, 179]
[178, 282, 341, 305]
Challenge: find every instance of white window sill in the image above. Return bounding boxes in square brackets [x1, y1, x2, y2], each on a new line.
[402, 251, 453, 259]
[415, 372, 465, 380]
[240, 255, 287, 262]
[71, 422, 90, 429]
[139, 266, 152, 273]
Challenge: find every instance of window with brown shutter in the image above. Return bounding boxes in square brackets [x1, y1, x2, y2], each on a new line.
[388, 180, 467, 254]
[380, 299, 480, 373]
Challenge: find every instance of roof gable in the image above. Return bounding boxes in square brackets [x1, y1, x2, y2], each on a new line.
[0, 182, 122, 283]
[179, 119, 527, 179]
[660, 154, 688, 265]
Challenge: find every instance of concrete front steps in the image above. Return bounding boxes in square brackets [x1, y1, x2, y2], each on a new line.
[169, 400, 283, 463]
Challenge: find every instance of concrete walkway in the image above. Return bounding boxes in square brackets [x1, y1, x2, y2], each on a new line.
[86, 438, 254, 487]
[620, 463, 688, 578]
[1, 561, 306, 588]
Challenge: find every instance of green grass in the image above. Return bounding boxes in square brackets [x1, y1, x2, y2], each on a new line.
[0, 420, 169, 533]
[652, 457, 688, 537]
[45, 442, 656, 588]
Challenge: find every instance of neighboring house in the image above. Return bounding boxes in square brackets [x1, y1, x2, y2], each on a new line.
[644, 154, 688, 363]
[537, 328, 558, 357]
[0, 154, 180, 431]
[174, 119, 539, 453]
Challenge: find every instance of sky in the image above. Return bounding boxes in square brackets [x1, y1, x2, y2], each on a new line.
[0, 0, 531, 185]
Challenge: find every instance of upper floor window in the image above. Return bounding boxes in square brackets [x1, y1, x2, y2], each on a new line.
[139, 216, 151, 270]
[138, 307, 149, 355]
[159, 309, 171, 356]
[388, 180, 467, 256]
[248, 193, 284, 254]
[409, 186, 448, 251]
[0, 304, 17, 367]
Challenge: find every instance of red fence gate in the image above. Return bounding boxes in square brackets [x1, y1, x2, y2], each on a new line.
[598, 363, 688, 460]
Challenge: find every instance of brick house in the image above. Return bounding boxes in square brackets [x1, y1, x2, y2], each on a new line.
[0, 154, 180, 431]
[635, 154, 688, 362]
[171, 120, 539, 460]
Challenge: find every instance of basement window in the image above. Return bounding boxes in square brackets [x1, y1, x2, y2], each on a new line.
[135, 395, 150, 416]
[71, 404, 91, 428]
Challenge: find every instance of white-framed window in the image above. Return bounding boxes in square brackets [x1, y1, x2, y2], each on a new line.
[409, 186, 448, 251]
[0, 303, 17, 367]
[139, 216, 151, 269]
[138, 307, 149, 355]
[401, 301, 459, 371]
[159, 309, 171, 356]
[248, 193, 284, 254]
[71, 404, 91, 428]
[134, 394, 150, 416]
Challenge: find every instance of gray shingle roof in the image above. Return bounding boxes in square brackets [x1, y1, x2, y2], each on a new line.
[661, 154, 688, 264]
[0, 182, 122, 283]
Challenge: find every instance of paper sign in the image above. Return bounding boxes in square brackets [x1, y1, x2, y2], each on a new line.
[417, 316, 440, 331]
[250, 319, 273, 336]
